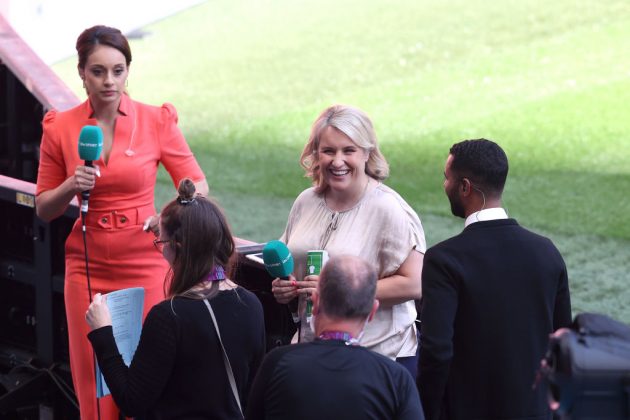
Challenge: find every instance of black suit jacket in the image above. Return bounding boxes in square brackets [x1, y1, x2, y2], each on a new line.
[418, 219, 571, 420]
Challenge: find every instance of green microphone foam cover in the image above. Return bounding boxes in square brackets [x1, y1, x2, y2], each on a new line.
[78, 125, 104, 161]
[262, 240, 294, 278]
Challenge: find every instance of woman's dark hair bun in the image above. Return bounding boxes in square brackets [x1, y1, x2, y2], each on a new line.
[177, 178, 196, 201]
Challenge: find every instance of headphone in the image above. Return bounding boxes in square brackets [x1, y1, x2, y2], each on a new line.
[472, 185, 485, 195]
[461, 178, 484, 195]
[462, 178, 487, 209]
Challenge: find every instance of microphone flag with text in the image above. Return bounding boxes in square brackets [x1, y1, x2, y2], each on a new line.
[77, 125, 103, 215]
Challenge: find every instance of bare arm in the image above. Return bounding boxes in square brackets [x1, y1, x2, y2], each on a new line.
[290, 249, 424, 307]
[291, 251, 424, 307]
[36, 165, 98, 222]
[375, 249, 423, 308]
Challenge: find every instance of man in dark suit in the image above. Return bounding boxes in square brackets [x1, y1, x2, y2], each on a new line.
[417, 139, 572, 420]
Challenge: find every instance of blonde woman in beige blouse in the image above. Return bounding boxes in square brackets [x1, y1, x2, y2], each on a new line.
[272, 104, 426, 379]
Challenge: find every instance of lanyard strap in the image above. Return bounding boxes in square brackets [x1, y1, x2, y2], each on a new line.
[203, 298, 243, 417]
[318, 330, 360, 346]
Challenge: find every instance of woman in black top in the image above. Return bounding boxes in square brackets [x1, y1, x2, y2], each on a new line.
[86, 179, 265, 419]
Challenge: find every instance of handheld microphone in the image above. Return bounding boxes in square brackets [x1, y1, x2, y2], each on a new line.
[262, 240, 294, 279]
[77, 125, 103, 214]
[263, 240, 300, 323]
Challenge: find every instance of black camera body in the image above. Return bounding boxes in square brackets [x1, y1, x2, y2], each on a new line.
[540, 313, 630, 420]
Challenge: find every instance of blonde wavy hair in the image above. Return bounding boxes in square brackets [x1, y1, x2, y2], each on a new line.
[300, 105, 389, 193]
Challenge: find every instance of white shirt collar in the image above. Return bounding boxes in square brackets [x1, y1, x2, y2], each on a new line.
[464, 207, 508, 228]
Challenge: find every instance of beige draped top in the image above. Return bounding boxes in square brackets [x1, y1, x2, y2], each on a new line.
[281, 183, 426, 358]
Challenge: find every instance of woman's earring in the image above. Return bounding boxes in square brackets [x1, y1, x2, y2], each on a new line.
[82, 79, 86, 88]
[125, 79, 128, 87]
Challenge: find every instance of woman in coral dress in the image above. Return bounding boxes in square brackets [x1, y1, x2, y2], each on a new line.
[35, 25, 208, 420]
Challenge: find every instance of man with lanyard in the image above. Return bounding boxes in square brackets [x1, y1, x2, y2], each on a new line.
[247, 255, 424, 420]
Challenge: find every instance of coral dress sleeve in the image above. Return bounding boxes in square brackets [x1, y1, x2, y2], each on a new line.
[158, 103, 205, 188]
[36, 110, 67, 195]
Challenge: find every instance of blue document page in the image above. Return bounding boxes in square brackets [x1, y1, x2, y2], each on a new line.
[96, 287, 144, 398]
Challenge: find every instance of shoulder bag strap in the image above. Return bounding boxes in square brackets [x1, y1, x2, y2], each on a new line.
[203, 298, 243, 417]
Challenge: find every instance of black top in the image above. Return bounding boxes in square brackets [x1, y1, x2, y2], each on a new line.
[418, 219, 572, 420]
[246, 339, 424, 420]
[88, 287, 266, 419]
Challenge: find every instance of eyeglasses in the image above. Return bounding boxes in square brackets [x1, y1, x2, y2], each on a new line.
[153, 238, 171, 252]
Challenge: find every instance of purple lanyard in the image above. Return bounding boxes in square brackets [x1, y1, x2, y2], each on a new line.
[206, 265, 226, 281]
[318, 331, 359, 346]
